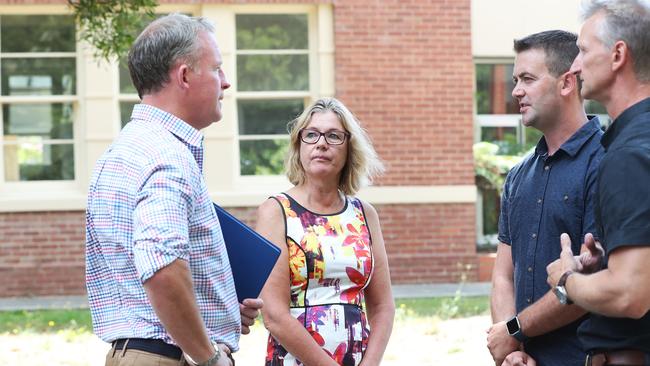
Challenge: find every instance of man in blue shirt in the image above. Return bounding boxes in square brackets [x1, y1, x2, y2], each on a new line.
[86, 14, 262, 366]
[547, 1, 650, 365]
[487, 30, 604, 366]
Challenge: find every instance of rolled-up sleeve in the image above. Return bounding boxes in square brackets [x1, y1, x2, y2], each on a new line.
[133, 152, 194, 283]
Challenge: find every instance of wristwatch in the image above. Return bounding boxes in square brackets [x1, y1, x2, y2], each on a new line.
[553, 270, 574, 305]
[506, 315, 528, 342]
[184, 342, 221, 366]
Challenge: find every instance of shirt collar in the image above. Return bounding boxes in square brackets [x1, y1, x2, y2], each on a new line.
[601, 97, 650, 149]
[535, 116, 602, 158]
[130, 103, 204, 148]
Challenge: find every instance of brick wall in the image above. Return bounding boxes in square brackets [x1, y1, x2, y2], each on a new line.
[333, 0, 475, 187]
[0, 202, 476, 297]
[0, 212, 85, 297]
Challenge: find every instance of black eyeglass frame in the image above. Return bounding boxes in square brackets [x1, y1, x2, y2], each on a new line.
[299, 128, 350, 145]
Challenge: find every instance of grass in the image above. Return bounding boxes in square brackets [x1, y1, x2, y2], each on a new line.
[0, 296, 489, 336]
[0, 309, 92, 334]
[394, 295, 489, 320]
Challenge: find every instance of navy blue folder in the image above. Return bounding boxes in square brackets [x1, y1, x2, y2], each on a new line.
[213, 203, 281, 303]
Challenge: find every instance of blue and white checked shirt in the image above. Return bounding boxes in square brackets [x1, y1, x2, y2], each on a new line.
[86, 104, 241, 350]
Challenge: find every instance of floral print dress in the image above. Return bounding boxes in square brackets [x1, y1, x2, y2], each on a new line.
[265, 193, 374, 366]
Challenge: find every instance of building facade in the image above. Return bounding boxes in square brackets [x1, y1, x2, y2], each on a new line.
[1, 0, 598, 297]
[0, 0, 478, 298]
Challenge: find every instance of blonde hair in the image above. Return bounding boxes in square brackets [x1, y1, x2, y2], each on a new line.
[285, 97, 385, 195]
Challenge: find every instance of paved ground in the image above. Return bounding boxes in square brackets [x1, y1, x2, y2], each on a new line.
[0, 283, 494, 365]
[0, 283, 491, 311]
[0, 315, 494, 365]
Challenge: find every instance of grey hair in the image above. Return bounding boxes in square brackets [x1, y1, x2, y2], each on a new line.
[285, 97, 385, 195]
[128, 13, 215, 98]
[580, 0, 650, 81]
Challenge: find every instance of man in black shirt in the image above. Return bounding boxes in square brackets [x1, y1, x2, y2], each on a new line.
[546, 1, 650, 365]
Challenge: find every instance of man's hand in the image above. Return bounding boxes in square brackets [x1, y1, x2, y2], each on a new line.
[577, 233, 604, 274]
[502, 351, 537, 366]
[547, 233, 581, 287]
[487, 321, 520, 366]
[215, 343, 234, 366]
[240, 298, 263, 334]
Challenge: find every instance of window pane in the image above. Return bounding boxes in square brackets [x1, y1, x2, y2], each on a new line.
[120, 101, 139, 128]
[119, 58, 136, 94]
[475, 64, 518, 114]
[482, 187, 500, 236]
[524, 128, 543, 151]
[3, 103, 73, 139]
[585, 99, 607, 114]
[481, 126, 521, 155]
[240, 139, 289, 175]
[3, 141, 74, 181]
[1, 58, 76, 95]
[237, 54, 308, 91]
[1, 15, 75, 53]
[584, 99, 611, 126]
[236, 14, 308, 50]
[238, 99, 303, 135]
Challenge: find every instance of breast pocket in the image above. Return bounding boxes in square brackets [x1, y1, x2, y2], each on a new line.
[548, 191, 584, 242]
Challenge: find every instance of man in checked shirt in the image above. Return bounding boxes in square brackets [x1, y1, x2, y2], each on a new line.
[85, 13, 262, 366]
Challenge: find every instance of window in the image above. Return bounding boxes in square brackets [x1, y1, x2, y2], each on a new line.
[117, 14, 159, 128]
[118, 57, 138, 128]
[474, 61, 610, 248]
[0, 15, 76, 182]
[235, 14, 310, 176]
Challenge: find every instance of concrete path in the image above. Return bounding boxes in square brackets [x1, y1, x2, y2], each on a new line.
[0, 282, 491, 311]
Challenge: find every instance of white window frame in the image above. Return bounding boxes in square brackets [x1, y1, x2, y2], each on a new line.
[200, 4, 334, 198]
[473, 58, 520, 247]
[0, 6, 83, 211]
[233, 7, 323, 182]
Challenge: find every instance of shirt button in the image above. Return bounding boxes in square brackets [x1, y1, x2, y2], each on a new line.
[544, 165, 550, 171]
[528, 267, 533, 272]
[564, 195, 569, 201]
[537, 198, 542, 204]
[527, 298, 532, 303]
[532, 233, 537, 239]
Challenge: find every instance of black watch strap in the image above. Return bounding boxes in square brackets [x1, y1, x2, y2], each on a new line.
[506, 315, 529, 342]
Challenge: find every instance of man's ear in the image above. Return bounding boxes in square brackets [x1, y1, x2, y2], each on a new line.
[611, 40, 628, 73]
[559, 71, 578, 97]
[172, 63, 191, 91]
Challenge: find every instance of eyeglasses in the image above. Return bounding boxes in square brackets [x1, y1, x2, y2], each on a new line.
[299, 128, 350, 145]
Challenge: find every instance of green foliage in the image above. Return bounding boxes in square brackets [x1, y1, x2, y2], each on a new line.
[68, 0, 158, 61]
[394, 296, 489, 321]
[0, 309, 92, 334]
[240, 139, 289, 175]
[236, 14, 308, 50]
[473, 142, 522, 193]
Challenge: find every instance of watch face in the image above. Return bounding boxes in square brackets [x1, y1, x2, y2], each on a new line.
[554, 286, 568, 304]
[506, 317, 520, 334]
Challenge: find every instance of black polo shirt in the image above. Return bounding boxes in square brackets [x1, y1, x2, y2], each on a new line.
[578, 97, 650, 353]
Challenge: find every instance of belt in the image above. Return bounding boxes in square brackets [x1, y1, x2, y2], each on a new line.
[112, 338, 183, 360]
[585, 350, 649, 366]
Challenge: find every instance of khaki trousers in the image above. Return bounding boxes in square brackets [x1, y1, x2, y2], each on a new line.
[105, 341, 186, 366]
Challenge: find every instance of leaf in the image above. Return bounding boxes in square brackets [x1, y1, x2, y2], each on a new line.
[67, 0, 158, 61]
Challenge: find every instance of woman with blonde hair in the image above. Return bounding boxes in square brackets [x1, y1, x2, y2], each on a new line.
[257, 97, 394, 366]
